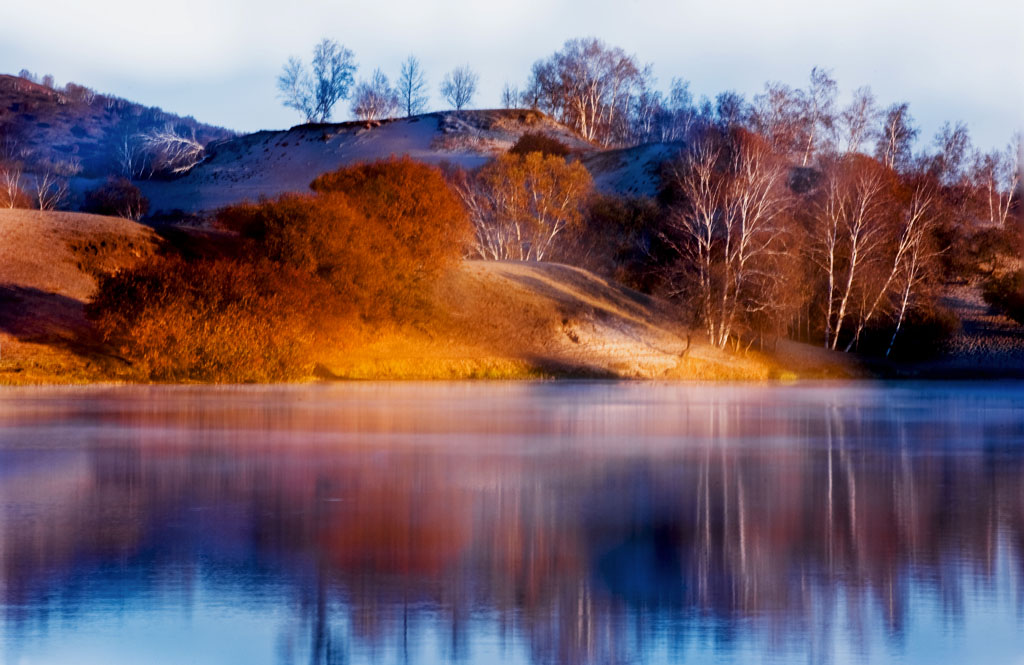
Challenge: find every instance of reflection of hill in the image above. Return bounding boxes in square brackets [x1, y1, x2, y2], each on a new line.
[0, 385, 1021, 664]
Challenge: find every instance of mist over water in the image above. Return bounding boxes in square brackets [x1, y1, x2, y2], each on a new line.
[0, 383, 1022, 664]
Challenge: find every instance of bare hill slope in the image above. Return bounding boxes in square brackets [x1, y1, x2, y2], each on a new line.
[140, 110, 596, 214]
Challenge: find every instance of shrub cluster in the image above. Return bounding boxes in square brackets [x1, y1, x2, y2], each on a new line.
[89, 157, 470, 381]
[508, 132, 571, 158]
[82, 178, 150, 220]
[88, 257, 340, 382]
[983, 270, 1024, 324]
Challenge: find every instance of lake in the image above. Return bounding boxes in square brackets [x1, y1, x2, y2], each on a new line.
[0, 383, 1021, 664]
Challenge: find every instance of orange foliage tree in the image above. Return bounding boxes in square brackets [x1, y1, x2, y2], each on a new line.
[308, 156, 472, 317]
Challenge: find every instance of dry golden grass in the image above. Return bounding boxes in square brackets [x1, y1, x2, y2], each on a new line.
[318, 261, 847, 382]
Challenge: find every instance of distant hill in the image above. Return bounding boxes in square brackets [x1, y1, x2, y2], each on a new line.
[1, 72, 681, 213]
[0, 74, 234, 179]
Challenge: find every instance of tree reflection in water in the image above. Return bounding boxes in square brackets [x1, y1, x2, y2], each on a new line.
[0, 384, 1021, 664]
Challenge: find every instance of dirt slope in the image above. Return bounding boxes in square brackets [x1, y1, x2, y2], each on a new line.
[582, 142, 681, 198]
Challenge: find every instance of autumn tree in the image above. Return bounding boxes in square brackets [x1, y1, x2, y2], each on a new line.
[351, 69, 400, 121]
[440, 65, 478, 111]
[89, 257, 340, 382]
[454, 152, 593, 261]
[396, 56, 429, 117]
[308, 157, 472, 317]
[278, 39, 357, 123]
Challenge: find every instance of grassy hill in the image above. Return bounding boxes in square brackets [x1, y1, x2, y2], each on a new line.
[322, 260, 806, 380]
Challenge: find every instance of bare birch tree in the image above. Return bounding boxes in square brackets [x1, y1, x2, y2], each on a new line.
[524, 38, 646, 146]
[140, 126, 205, 175]
[440, 65, 478, 111]
[665, 132, 791, 348]
[844, 180, 938, 351]
[839, 86, 881, 155]
[812, 158, 892, 350]
[750, 82, 803, 156]
[0, 165, 25, 208]
[971, 137, 1020, 227]
[277, 39, 357, 123]
[798, 67, 838, 166]
[31, 171, 68, 210]
[875, 103, 918, 171]
[500, 83, 520, 109]
[397, 56, 429, 117]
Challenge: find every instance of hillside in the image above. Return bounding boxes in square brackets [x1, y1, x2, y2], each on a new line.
[0, 209, 158, 382]
[1, 71, 681, 213]
[138, 109, 639, 214]
[0, 73, 233, 178]
[0, 210, 805, 383]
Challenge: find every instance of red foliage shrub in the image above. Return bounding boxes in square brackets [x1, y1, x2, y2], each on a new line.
[88, 256, 342, 382]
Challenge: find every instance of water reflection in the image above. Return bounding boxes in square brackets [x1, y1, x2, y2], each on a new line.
[0, 383, 1022, 664]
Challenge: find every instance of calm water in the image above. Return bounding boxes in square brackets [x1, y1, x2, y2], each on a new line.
[0, 383, 1022, 665]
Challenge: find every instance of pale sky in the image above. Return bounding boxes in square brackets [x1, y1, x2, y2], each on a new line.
[1, 0, 1021, 151]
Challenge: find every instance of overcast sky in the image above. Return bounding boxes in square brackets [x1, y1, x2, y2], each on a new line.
[2, 0, 1021, 150]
